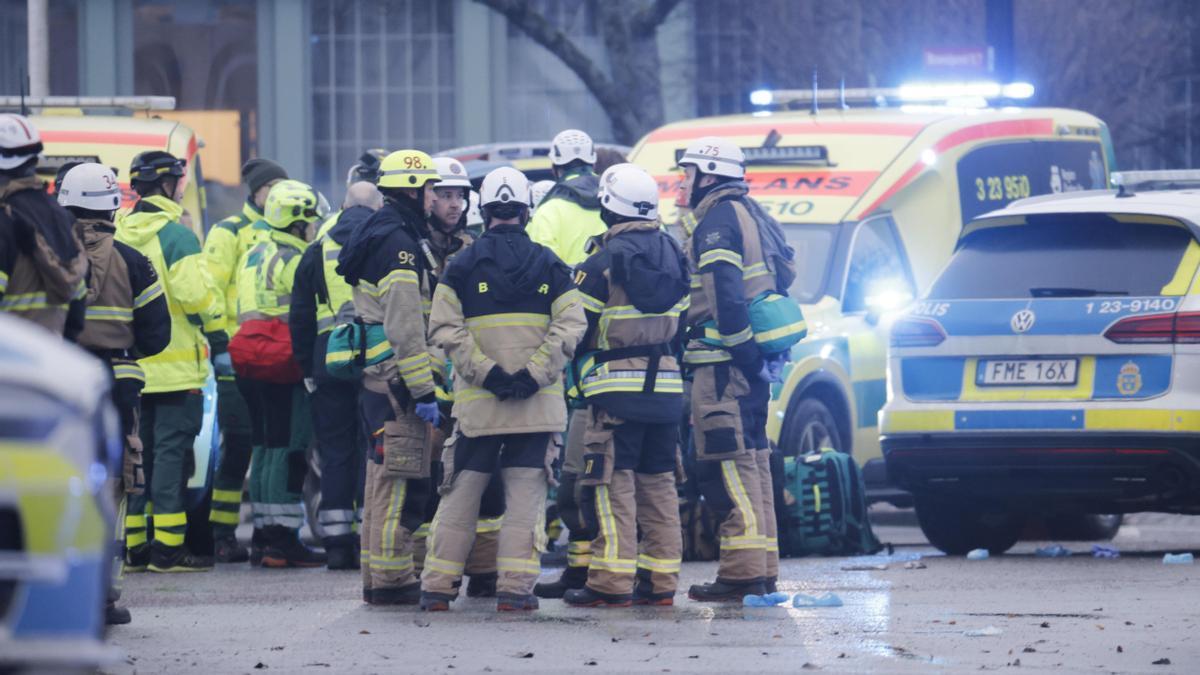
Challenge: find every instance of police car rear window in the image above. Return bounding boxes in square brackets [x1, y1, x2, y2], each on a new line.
[929, 213, 1195, 299]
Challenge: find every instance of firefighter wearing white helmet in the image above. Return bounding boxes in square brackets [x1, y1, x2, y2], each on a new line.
[548, 163, 688, 607]
[526, 129, 605, 265]
[421, 165, 586, 612]
[60, 162, 170, 624]
[411, 157, 504, 597]
[677, 134, 796, 602]
[0, 113, 88, 338]
[530, 179, 555, 211]
[333, 149, 443, 605]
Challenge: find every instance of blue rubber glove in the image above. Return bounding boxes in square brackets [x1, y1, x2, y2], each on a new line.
[213, 351, 234, 377]
[415, 401, 441, 426]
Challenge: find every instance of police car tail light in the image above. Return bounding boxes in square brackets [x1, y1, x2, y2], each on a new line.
[890, 317, 946, 347]
[1104, 311, 1200, 344]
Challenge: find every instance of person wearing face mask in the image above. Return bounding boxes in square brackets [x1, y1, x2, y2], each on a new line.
[116, 150, 226, 573]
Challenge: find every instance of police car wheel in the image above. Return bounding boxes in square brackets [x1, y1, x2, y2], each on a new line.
[914, 495, 1022, 556]
[780, 398, 844, 457]
[1044, 513, 1123, 542]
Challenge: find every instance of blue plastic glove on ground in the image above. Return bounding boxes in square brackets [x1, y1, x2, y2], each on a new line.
[415, 401, 441, 426]
[792, 592, 843, 608]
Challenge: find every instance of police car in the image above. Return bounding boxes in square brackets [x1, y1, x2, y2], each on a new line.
[881, 171, 1200, 554]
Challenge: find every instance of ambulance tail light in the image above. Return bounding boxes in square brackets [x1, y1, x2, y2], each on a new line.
[890, 317, 946, 348]
[1104, 311, 1200, 344]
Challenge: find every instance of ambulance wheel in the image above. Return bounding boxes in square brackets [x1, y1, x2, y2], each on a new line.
[914, 496, 1022, 555]
[780, 398, 843, 458]
[1046, 513, 1122, 541]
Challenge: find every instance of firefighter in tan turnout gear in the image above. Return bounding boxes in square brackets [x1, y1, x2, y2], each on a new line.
[58, 162, 171, 624]
[420, 166, 586, 612]
[335, 149, 442, 605]
[562, 164, 689, 608]
[410, 156, 505, 599]
[678, 136, 789, 601]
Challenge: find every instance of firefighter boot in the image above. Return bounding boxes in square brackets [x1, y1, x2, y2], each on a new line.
[371, 582, 421, 606]
[688, 578, 766, 602]
[533, 564, 587, 599]
[467, 572, 498, 598]
[496, 593, 539, 612]
[215, 534, 249, 564]
[261, 526, 327, 568]
[327, 543, 361, 571]
[563, 586, 633, 608]
[149, 542, 213, 573]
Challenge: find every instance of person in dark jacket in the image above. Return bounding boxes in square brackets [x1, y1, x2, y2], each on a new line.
[420, 167, 586, 613]
[290, 181, 382, 569]
[58, 162, 171, 624]
[0, 113, 88, 338]
[562, 164, 689, 608]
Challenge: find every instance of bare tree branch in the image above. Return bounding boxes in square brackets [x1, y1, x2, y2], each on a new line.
[631, 0, 685, 36]
[472, 0, 644, 142]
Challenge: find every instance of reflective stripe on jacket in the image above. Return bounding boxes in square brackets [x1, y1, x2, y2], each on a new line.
[116, 195, 223, 393]
[204, 200, 267, 336]
[236, 227, 306, 324]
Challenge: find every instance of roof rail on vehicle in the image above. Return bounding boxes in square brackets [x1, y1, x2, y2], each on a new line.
[0, 96, 177, 112]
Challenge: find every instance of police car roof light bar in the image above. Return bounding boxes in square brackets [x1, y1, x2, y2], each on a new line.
[755, 82, 1035, 110]
[0, 96, 177, 111]
[1111, 170, 1200, 197]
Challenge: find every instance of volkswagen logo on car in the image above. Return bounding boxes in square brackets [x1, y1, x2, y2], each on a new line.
[1010, 309, 1036, 333]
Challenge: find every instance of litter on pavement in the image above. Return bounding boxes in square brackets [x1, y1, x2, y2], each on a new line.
[1162, 553, 1194, 565]
[1035, 544, 1072, 557]
[1091, 545, 1120, 559]
[792, 592, 843, 608]
[967, 549, 990, 560]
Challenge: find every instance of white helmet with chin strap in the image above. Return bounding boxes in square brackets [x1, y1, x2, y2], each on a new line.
[432, 156, 472, 190]
[0, 113, 43, 171]
[598, 163, 659, 221]
[677, 135, 745, 179]
[57, 163, 122, 211]
[479, 166, 531, 208]
[550, 129, 597, 167]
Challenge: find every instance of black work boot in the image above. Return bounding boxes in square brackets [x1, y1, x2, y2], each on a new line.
[149, 543, 213, 573]
[533, 565, 587, 599]
[326, 544, 360, 571]
[687, 578, 766, 602]
[496, 592, 539, 612]
[563, 586, 633, 608]
[633, 576, 675, 607]
[370, 582, 421, 606]
[215, 534, 250, 564]
[420, 591, 456, 612]
[261, 526, 326, 568]
[765, 577, 778, 595]
[249, 528, 265, 567]
[125, 544, 150, 573]
[466, 572, 497, 598]
[105, 602, 132, 625]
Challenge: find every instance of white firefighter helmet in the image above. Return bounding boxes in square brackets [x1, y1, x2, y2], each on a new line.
[466, 190, 483, 228]
[550, 128, 597, 166]
[677, 135, 745, 179]
[0, 113, 43, 171]
[432, 156, 472, 190]
[57, 163, 122, 211]
[530, 179, 555, 209]
[598, 163, 659, 221]
[479, 166, 531, 208]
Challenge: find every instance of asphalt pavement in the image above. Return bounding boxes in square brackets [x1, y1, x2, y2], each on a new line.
[103, 511, 1200, 674]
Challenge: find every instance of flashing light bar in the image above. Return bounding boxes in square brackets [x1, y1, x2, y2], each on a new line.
[1112, 170, 1200, 188]
[750, 82, 1034, 108]
[0, 96, 177, 111]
